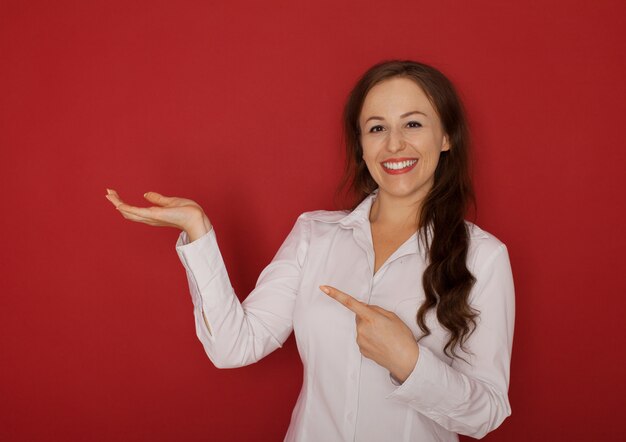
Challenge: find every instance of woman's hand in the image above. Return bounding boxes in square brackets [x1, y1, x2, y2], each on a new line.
[320, 285, 419, 383]
[105, 189, 212, 242]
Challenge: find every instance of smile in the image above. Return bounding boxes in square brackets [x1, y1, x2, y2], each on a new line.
[381, 159, 418, 174]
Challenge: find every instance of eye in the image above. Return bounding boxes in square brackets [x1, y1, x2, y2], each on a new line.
[369, 125, 384, 133]
[407, 121, 422, 128]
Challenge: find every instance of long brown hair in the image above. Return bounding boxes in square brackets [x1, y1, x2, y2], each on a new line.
[342, 60, 477, 359]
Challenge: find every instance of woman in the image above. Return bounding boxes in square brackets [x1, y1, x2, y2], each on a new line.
[106, 60, 515, 441]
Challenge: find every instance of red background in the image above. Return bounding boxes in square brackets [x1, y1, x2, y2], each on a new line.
[1, 0, 625, 440]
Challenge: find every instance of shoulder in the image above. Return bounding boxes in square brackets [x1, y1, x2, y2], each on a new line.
[294, 193, 375, 230]
[290, 209, 356, 243]
[285, 209, 352, 238]
[297, 209, 351, 224]
[465, 222, 515, 311]
[465, 222, 509, 270]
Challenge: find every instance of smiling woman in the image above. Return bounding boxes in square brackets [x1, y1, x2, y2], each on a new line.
[106, 60, 514, 442]
[360, 77, 450, 203]
[342, 62, 480, 361]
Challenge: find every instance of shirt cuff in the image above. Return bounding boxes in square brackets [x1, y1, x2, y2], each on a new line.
[175, 227, 213, 248]
[386, 345, 464, 414]
[175, 227, 224, 296]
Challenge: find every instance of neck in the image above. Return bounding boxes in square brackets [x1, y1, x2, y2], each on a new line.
[369, 190, 423, 229]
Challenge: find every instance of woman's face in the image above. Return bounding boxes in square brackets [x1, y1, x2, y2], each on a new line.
[359, 76, 449, 204]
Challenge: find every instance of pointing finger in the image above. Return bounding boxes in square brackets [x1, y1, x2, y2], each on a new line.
[319, 285, 372, 318]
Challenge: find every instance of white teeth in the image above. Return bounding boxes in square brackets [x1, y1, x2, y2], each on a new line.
[382, 159, 417, 170]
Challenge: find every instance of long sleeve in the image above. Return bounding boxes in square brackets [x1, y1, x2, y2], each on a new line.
[387, 243, 515, 439]
[175, 216, 310, 369]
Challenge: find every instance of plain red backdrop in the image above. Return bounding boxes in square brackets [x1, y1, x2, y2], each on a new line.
[1, 0, 625, 440]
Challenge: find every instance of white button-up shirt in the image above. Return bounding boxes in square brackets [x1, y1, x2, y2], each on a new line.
[175, 192, 515, 441]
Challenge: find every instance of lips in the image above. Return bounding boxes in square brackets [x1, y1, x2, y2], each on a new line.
[381, 158, 418, 175]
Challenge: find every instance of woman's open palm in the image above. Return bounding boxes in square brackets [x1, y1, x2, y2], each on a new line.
[105, 189, 211, 240]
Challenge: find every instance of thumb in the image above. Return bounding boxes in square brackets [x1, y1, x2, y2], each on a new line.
[144, 191, 173, 206]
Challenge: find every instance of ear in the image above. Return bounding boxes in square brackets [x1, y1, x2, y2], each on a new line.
[441, 134, 451, 152]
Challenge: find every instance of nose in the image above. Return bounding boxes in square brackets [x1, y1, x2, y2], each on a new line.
[386, 127, 406, 153]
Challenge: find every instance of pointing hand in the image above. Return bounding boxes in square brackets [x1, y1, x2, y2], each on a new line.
[320, 285, 419, 383]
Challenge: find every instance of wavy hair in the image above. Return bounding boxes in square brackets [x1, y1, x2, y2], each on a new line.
[342, 60, 477, 359]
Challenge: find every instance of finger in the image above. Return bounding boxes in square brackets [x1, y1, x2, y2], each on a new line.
[106, 188, 121, 199]
[319, 285, 372, 317]
[117, 209, 166, 226]
[105, 190, 125, 209]
[117, 204, 162, 221]
[105, 195, 122, 208]
[118, 205, 183, 229]
[144, 191, 176, 207]
[369, 304, 395, 318]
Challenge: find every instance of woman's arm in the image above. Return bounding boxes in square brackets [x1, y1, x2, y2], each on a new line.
[106, 189, 310, 369]
[386, 244, 515, 438]
[176, 217, 310, 368]
[322, 243, 514, 438]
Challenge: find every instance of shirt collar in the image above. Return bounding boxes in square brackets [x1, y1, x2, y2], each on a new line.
[338, 190, 379, 229]
[307, 189, 426, 248]
[304, 190, 378, 229]
[341, 189, 427, 254]
[342, 189, 423, 261]
[308, 189, 425, 259]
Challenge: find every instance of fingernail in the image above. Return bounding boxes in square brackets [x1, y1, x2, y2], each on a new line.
[143, 192, 148, 198]
[319, 286, 330, 294]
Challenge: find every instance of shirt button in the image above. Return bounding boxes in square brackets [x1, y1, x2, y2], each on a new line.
[350, 372, 357, 380]
[347, 412, 354, 421]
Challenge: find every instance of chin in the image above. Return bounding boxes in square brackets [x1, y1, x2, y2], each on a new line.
[377, 182, 431, 201]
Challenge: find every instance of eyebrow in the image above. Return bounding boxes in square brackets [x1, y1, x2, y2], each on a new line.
[364, 110, 427, 124]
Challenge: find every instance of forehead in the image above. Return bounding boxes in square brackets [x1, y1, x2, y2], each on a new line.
[360, 76, 435, 119]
